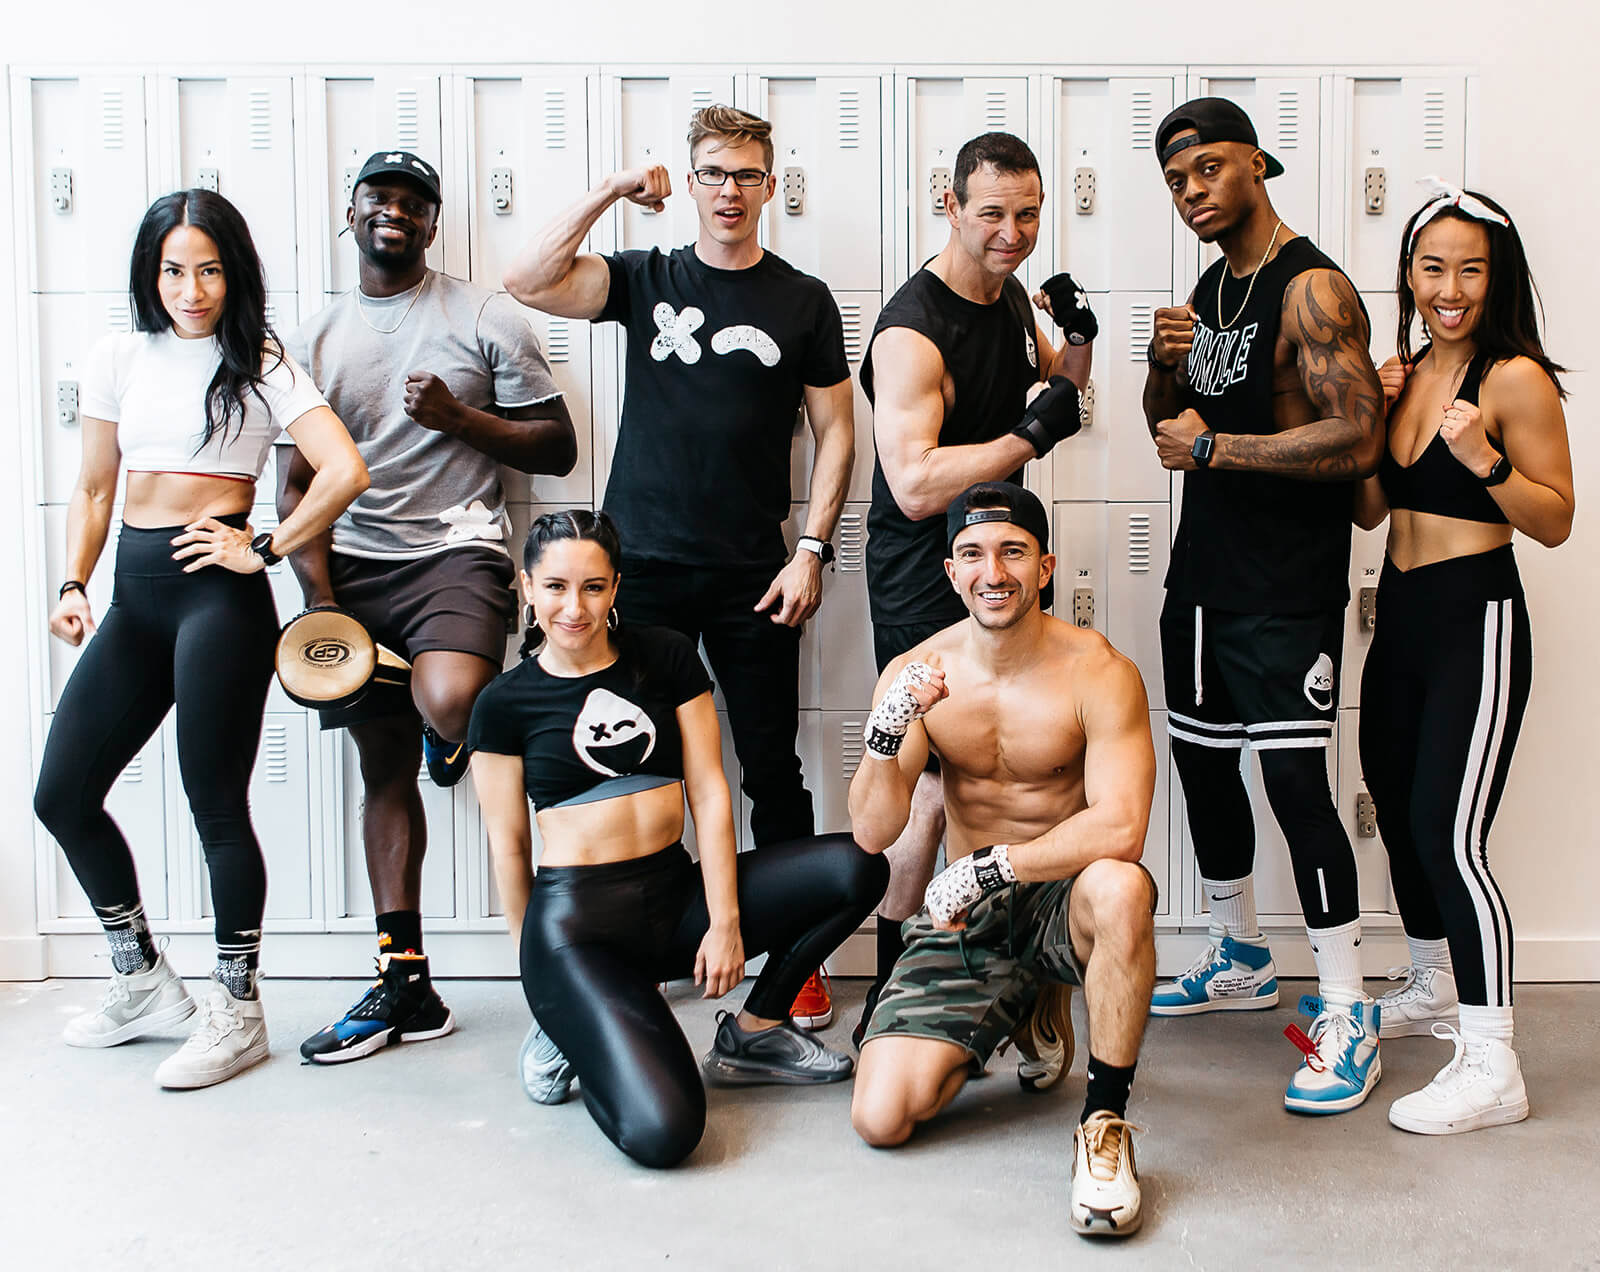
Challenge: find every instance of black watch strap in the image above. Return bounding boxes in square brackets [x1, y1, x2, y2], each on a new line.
[251, 532, 283, 567]
[59, 580, 86, 599]
[1481, 455, 1512, 487]
[1191, 431, 1216, 468]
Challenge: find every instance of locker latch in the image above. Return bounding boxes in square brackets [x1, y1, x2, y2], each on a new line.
[196, 167, 220, 194]
[1355, 791, 1378, 839]
[1358, 586, 1377, 631]
[783, 167, 806, 215]
[1364, 167, 1386, 215]
[930, 166, 952, 215]
[1079, 379, 1095, 430]
[342, 166, 360, 204]
[57, 380, 79, 428]
[1074, 167, 1096, 215]
[1072, 587, 1094, 629]
[50, 167, 73, 214]
[491, 167, 513, 215]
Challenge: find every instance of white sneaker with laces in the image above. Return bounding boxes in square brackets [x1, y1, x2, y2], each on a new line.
[1388, 1024, 1528, 1135]
[63, 953, 196, 1048]
[1376, 965, 1458, 1038]
[1070, 1110, 1143, 1237]
[1008, 983, 1075, 1092]
[155, 983, 269, 1089]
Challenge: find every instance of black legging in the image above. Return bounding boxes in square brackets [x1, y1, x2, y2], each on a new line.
[1359, 546, 1530, 1007]
[33, 516, 277, 951]
[521, 834, 888, 1168]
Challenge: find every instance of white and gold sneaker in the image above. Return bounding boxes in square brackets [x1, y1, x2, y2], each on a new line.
[1008, 983, 1075, 1093]
[1070, 1110, 1143, 1237]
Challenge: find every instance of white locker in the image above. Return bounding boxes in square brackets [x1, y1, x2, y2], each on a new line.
[817, 709, 867, 837]
[249, 506, 323, 714]
[25, 75, 150, 294]
[35, 293, 133, 505]
[1337, 706, 1395, 913]
[1342, 76, 1466, 293]
[163, 76, 299, 294]
[789, 290, 880, 504]
[42, 503, 128, 710]
[1051, 76, 1175, 293]
[1051, 292, 1171, 504]
[1145, 712, 1173, 917]
[338, 733, 457, 920]
[813, 503, 877, 713]
[314, 74, 446, 296]
[465, 73, 595, 506]
[609, 73, 739, 254]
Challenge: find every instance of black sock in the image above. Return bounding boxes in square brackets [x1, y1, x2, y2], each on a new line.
[377, 910, 424, 958]
[94, 902, 158, 974]
[876, 915, 906, 982]
[215, 931, 262, 1000]
[1082, 1054, 1138, 1122]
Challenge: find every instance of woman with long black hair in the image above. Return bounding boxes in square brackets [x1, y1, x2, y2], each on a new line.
[34, 190, 368, 1087]
[469, 510, 887, 1167]
[1354, 182, 1574, 1134]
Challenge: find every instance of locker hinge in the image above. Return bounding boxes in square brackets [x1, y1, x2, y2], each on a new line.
[783, 166, 806, 215]
[1072, 588, 1095, 629]
[1073, 167, 1096, 215]
[196, 166, 220, 193]
[930, 166, 952, 215]
[57, 381, 80, 428]
[1355, 792, 1377, 839]
[491, 167, 513, 215]
[50, 167, 73, 214]
[1358, 586, 1378, 632]
[1364, 167, 1386, 215]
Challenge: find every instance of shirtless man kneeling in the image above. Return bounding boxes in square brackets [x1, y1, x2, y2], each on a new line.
[848, 481, 1159, 1238]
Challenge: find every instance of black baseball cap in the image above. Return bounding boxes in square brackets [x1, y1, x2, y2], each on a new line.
[946, 482, 1054, 610]
[353, 150, 442, 205]
[1156, 98, 1284, 180]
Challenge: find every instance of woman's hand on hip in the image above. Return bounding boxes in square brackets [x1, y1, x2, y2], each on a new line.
[170, 517, 263, 575]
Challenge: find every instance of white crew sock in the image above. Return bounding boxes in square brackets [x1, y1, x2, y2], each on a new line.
[1458, 1003, 1514, 1044]
[1406, 935, 1452, 973]
[1307, 918, 1364, 1004]
[1201, 875, 1262, 942]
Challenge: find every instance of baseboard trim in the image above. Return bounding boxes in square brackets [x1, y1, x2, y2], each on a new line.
[0, 936, 47, 980]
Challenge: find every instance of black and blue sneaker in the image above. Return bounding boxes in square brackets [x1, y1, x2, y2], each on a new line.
[300, 953, 455, 1064]
[422, 724, 470, 788]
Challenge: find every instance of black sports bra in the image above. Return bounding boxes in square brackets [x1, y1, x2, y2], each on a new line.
[1378, 349, 1508, 525]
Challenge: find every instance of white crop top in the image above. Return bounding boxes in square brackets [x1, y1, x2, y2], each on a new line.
[82, 330, 328, 480]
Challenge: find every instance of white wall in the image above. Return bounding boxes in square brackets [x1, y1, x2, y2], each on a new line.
[3, 0, 1595, 978]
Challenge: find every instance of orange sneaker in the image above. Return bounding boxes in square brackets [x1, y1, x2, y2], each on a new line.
[790, 969, 833, 1031]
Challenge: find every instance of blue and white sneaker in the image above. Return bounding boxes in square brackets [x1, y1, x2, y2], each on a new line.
[1284, 994, 1382, 1114]
[1150, 933, 1279, 1016]
[519, 1016, 574, 1105]
[300, 953, 455, 1064]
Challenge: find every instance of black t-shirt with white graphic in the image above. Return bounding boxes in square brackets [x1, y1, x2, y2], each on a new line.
[466, 625, 713, 812]
[597, 247, 848, 568]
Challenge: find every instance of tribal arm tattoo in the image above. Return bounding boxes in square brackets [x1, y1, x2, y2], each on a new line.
[1212, 269, 1385, 481]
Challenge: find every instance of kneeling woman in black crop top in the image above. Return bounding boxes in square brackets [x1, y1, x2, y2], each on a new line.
[469, 510, 887, 1168]
[1354, 185, 1573, 1136]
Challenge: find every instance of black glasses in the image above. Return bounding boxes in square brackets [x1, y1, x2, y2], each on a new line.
[692, 168, 769, 187]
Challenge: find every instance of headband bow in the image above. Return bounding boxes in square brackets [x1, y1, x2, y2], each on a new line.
[1408, 176, 1510, 251]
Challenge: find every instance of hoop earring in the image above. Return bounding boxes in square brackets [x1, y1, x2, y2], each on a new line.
[523, 603, 536, 627]
[607, 607, 619, 632]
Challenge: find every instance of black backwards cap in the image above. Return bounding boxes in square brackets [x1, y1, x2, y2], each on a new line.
[353, 150, 443, 204]
[946, 481, 1053, 612]
[1155, 97, 1284, 180]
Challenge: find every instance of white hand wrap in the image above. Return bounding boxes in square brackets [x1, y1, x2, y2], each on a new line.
[863, 661, 937, 759]
[924, 844, 1016, 926]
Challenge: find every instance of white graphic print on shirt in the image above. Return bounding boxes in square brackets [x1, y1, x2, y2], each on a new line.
[573, 687, 658, 776]
[711, 324, 781, 366]
[651, 303, 705, 364]
[1185, 320, 1261, 397]
[440, 499, 505, 543]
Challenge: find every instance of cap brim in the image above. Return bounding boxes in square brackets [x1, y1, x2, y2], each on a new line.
[1261, 151, 1285, 180]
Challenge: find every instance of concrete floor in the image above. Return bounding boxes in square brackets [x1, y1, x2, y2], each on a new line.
[3, 977, 1597, 1271]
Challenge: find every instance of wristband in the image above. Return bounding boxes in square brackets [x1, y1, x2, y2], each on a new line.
[863, 662, 937, 760]
[58, 580, 86, 600]
[1146, 339, 1177, 372]
[924, 843, 1017, 926]
[1011, 376, 1083, 458]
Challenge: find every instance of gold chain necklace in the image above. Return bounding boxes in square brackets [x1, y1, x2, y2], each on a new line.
[356, 272, 430, 335]
[1217, 220, 1284, 329]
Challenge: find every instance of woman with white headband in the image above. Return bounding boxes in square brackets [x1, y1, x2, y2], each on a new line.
[1353, 182, 1574, 1134]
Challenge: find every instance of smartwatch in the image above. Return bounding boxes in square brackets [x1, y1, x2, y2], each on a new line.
[250, 532, 283, 568]
[796, 536, 835, 567]
[1190, 431, 1216, 469]
[1481, 455, 1512, 487]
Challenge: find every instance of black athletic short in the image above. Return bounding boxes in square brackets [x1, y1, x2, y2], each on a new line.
[317, 546, 516, 730]
[1159, 594, 1342, 751]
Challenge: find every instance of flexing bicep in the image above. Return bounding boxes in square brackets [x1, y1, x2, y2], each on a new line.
[1492, 361, 1574, 502]
[870, 327, 948, 514]
[1079, 657, 1156, 863]
[1283, 269, 1384, 468]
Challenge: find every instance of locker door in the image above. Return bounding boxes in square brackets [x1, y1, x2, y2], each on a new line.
[466, 74, 595, 506]
[817, 710, 867, 837]
[36, 293, 134, 506]
[902, 76, 1032, 284]
[610, 74, 739, 254]
[1342, 76, 1466, 293]
[789, 290, 880, 504]
[815, 504, 877, 712]
[339, 734, 457, 919]
[28, 76, 149, 294]
[316, 75, 445, 296]
[42, 503, 134, 710]
[1052, 76, 1175, 293]
[249, 506, 320, 713]
[1145, 712, 1172, 917]
[1337, 707, 1395, 913]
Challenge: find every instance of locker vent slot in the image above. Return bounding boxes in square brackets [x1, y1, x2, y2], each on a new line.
[837, 511, 865, 571]
[839, 303, 864, 362]
[1127, 514, 1152, 573]
[121, 754, 145, 785]
[1128, 304, 1155, 362]
[984, 90, 1008, 131]
[264, 303, 279, 327]
[1276, 90, 1300, 148]
[840, 720, 865, 780]
[691, 88, 714, 112]
[264, 725, 290, 782]
[544, 89, 567, 150]
[248, 90, 273, 150]
[837, 89, 861, 149]
[106, 301, 132, 333]
[545, 317, 571, 363]
[395, 89, 420, 148]
[1422, 89, 1446, 150]
[1129, 90, 1154, 149]
[101, 88, 125, 150]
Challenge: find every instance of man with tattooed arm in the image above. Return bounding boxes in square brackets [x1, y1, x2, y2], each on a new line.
[1142, 98, 1388, 1116]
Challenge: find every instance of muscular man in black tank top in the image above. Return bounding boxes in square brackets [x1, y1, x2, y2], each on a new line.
[1141, 98, 1387, 1117]
[855, 131, 1096, 1049]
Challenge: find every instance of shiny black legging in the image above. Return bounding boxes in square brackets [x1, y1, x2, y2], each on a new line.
[33, 517, 277, 947]
[521, 834, 888, 1168]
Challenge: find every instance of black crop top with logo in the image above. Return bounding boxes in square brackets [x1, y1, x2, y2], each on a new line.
[1378, 349, 1508, 525]
[466, 626, 714, 812]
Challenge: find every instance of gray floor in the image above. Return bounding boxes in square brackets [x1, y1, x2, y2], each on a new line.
[4, 976, 1597, 1271]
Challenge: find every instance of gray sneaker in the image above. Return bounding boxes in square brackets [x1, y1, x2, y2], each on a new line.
[63, 953, 197, 1048]
[519, 1016, 574, 1104]
[702, 1011, 855, 1086]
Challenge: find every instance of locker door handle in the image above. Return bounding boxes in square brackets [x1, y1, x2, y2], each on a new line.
[57, 381, 80, 428]
[51, 167, 74, 214]
[930, 167, 952, 215]
[1355, 792, 1377, 838]
[491, 167, 513, 215]
[196, 167, 220, 193]
[1364, 167, 1386, 215]
[1074, 167, 1096, 215]
[783, 167, 806, 215]
[1358, 586, 1377, 632]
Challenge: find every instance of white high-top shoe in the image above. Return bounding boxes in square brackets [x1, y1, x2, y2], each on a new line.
[1376, 965, 1458, 1038]
[155, 980, 269, 1089]
[63, 954, 196, 1048]
[1388, 1023, 1528, 1135]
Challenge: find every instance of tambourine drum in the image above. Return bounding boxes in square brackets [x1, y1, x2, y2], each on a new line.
[275, 606, 411, 711]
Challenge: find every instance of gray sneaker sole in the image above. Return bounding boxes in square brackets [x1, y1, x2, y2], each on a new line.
[64, 993, 197, 1049]
[701, 1052, 854, 1087]
[157, 1036, 270, 1090]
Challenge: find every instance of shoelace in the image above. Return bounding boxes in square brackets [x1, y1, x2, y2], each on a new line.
[1177, 941, 1223, 985]
[1380, 965, 1430, 1004]
[1081, 1114, 1142, 1180]
[1421, 1023, 1495, 1096]
[185, 996, 242, 1050]
[99, 976, 134, 1011]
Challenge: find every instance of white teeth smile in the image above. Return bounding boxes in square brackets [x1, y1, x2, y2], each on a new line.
[980, 591, 1011, 602]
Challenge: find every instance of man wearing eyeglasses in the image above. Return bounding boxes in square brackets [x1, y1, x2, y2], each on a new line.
[507, 105, 856, 1030]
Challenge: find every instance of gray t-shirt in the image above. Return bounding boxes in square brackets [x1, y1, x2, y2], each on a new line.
[285, 270, 561, 559]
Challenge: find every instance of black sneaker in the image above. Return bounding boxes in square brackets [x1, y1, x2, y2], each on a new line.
[300, 953, 456, 1064]
[702, 1011, 854, 1086]
[851, 978, 884, 1050]
[422, 725, 470, 788]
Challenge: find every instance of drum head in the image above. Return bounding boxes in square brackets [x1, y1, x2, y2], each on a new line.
[275, 607, 379, 710]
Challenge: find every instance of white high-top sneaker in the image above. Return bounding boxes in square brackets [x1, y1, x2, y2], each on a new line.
[63, 953, 196, 1048]
[1069, 1110, 1143, 1237]
[1388, 1023, 1528, 1135]
[1376, 965, 1458, 1038]
[155, 981, 269, 1089]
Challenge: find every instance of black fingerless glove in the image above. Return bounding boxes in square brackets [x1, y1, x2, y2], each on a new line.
[1040, 272, 1099, 346]
[1012, 376, 1083, 457]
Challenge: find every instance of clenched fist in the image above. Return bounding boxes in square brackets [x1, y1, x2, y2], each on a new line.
[608, 165, 671, 213]
[1151, 304, 1197, 369]
[1154, 408, 1211, 471]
